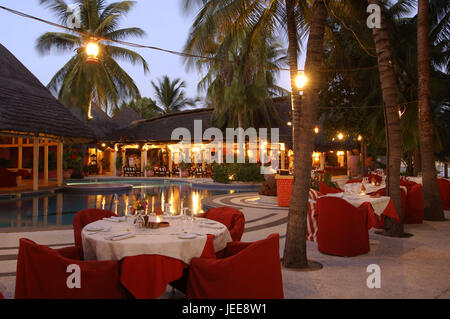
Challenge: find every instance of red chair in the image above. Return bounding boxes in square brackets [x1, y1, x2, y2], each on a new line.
[73, 209, 115, 252]
[345, 179, 362, 184]
[0, 291, 4, 299]
[199, 207, 245, 242]
[368, 173, 382, 184]
[15, 238, 126, 299]
[186, 234, 284, 299]
[438, 178, 450, 210]
[0, 168, 17, 187]
[316, 197, 370, 257]
[319, 182, 343, 195]
[307, 189, 323, 242]
[122, 235, 217, 299]
[405, 184, 424, 224]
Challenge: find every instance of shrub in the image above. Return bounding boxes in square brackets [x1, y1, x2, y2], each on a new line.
[236, 164, 264, 182]
[211, 163, 230, 184]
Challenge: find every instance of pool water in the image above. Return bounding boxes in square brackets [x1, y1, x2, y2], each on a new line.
[0, 180, 236, 231]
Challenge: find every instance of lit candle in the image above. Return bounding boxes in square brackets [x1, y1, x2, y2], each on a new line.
[156, 215, 161, 223]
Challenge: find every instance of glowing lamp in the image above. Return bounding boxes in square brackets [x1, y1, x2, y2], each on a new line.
[86, 41, 99, 64]
[314, 127, 319, 134]
[357, 135, 362, 141]
[338, 133, 344, 140]
[295, 71, 307, 89]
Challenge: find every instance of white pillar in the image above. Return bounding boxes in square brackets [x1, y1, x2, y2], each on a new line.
[44, 142, 49, 184]
[281, 150, 285, 170]
[18, 138, 23, 169]
[168, 149, 173, 173]
[32, 137, 39, 191]
[141, 149, 146, 173]
[320, 152, 326, 170]
[346, 151, 352, 177]
[111, 149, 116, 176]
[57, 141, 63, 186]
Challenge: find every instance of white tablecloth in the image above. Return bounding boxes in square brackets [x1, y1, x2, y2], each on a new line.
[82, 216, 232, 264]
[344, 182, 407, 195]
[325, 193, 391, 216]
[406, 176, 423, 184]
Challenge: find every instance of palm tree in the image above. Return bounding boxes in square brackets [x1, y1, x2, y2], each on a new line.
[417, 0, 445, 221]
[116, 97, 163, 119]
[151, 76, 199, 114]
[37, 0, 149, 118]
[183, 0, 328, 268]
[192, 36, 287, 129]
[368, 0, 422, 236]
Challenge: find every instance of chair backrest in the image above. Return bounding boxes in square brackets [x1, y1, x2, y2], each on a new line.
[317, 196, 368, 233]
[319, 182, 343, 195]
[0, 291, 4, 299]
[73, 209, 115, 249]
[187, 234, 283, 299]
[204, 207, 245, 241]
[15, 238, 124, 299]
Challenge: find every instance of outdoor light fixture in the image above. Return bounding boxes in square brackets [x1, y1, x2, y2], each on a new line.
[287, 121, 292, 126]
[338, 133, 344, 140]
[101, 143, 106, 147]
[314, 126, 319, 134]
[86, 39, 100, 64]
[358, 135, 363, 141]
[295, 71, 307, 89]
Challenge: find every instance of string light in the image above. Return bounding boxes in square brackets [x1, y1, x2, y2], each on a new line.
[0, 5, 394, 74]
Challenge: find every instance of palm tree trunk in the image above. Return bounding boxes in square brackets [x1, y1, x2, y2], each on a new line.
[369, 0, 404, 236]
[283, 0, 327, 268]
[417, 0, 445, 221]
[413, 148, 422, 176]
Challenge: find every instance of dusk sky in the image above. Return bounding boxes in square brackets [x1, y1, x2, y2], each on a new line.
[0, 0, 300, 108]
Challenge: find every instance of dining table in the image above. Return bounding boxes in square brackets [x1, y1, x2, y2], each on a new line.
[81, 215, 233, 298]
[324, 192, 399, 229]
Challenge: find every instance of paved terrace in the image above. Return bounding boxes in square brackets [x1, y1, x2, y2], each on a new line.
[0, 178, 449, 299]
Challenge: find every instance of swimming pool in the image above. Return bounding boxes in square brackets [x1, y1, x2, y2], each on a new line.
[0, 180, 246, 231]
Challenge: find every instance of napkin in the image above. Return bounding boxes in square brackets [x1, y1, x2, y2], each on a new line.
[327, 192, 344, 198]
[199, 225, 224, 230]
[103, 216, 126, 222]
[105, 233, 135, 241]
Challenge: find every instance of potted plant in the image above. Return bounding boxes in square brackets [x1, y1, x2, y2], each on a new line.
[179, 161, 190, 178]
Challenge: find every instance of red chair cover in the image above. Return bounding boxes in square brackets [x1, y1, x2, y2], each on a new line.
[319, 182, 343, 194]
[0, 168, 17, 187]
[345, 179, 363, 184]
[186, 234, 284, 299]
[200, 207, 245, 242]
[368, 173, 382, 184]
[316, 197, 370, 257]
[15, 238, 125, 299]
[0, 291, 4, 299]
[120, 235, 216, 299]
[405, 184, 424, 224]
[307, 189, 323, 242]
[369, 187, 405, 228]
[73, 209, 115, 251]
[438, 178, 450, 210]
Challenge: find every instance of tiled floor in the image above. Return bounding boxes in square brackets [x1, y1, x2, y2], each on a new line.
[0, 191, 449, 299]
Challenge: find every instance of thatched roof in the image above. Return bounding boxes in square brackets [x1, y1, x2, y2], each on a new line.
[0, 44, 95, 140]
[69, 104, 116, 140]
[118, 108, 213, 143]
[113, 106, 142, 128]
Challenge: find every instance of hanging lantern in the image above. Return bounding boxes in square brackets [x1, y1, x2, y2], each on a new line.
[86, 40, 99, 64]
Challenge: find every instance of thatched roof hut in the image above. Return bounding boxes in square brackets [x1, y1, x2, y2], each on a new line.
[0, 44, 95, 140]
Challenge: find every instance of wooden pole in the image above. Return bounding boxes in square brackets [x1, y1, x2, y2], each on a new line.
[44, 141, 49, 185]
[32, 137, 39, 191]
[57, 141, 63, 187]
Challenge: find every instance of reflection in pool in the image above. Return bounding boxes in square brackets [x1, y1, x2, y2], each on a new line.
[0, 181, 235, 230]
